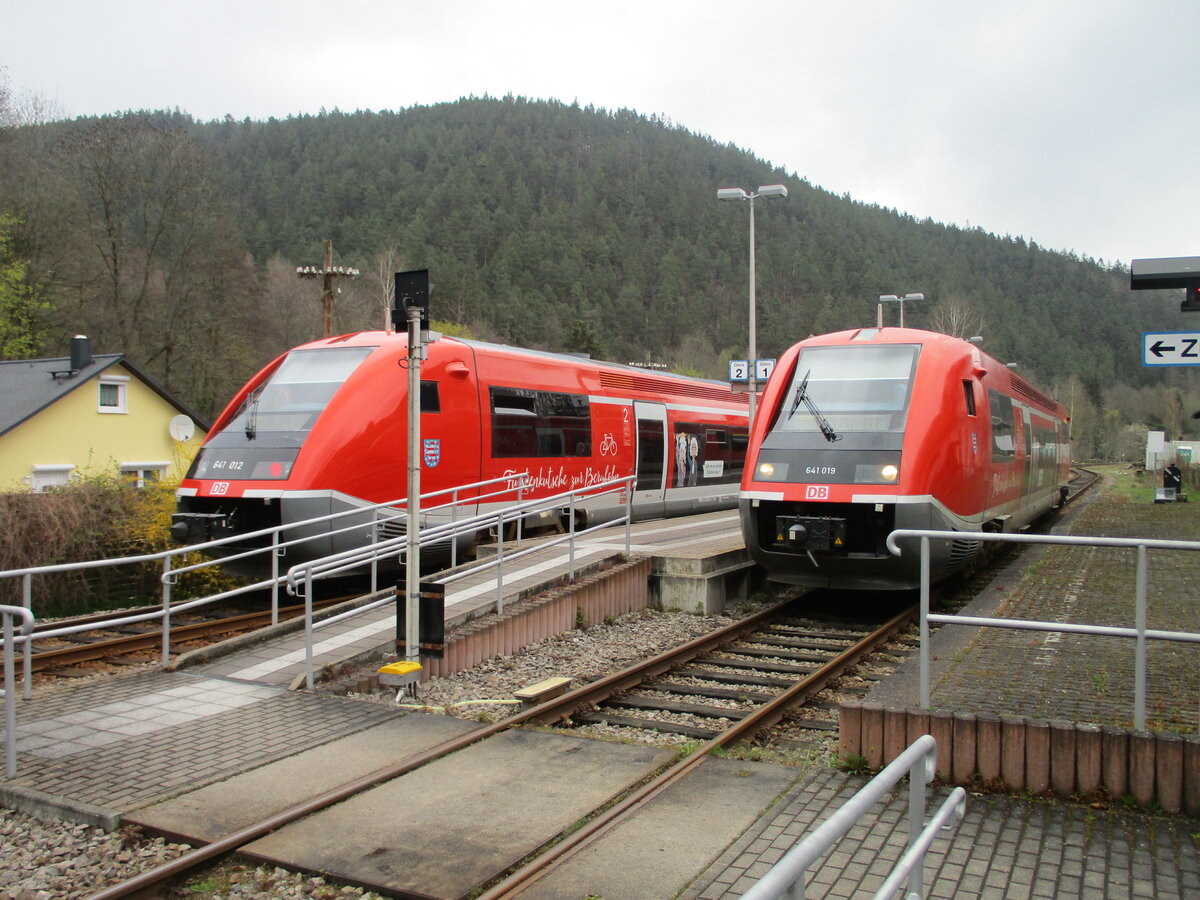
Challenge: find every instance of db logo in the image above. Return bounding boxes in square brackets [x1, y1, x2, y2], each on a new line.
[210, 482, 230, 496]
[804, 485, 830, 500]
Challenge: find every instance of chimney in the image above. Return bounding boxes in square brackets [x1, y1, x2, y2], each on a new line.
[70, 335, 93, 372]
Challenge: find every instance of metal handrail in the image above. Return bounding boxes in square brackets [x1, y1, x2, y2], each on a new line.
[742, 735, 967, 900]
[291, 475, 637, 689]
[1, 604, 36, 779]
[0, 473, 529, 680]
[886, 529, 1200, 731]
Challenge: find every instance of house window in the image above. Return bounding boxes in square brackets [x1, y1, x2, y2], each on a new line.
[30, 465, 75, 492]
[120, 462, 169, 488]
[98, 376, 129, 413]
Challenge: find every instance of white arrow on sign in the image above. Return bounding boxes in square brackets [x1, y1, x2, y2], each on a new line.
[1143, 331, 1200, 366]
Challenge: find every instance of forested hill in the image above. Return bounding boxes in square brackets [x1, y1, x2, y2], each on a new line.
[0, 96, 1192, 453]
[199, 97, 1166, 382]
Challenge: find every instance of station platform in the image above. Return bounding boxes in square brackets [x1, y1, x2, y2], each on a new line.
[2, 494, 1199, 898]
[183, 509, 745, 688]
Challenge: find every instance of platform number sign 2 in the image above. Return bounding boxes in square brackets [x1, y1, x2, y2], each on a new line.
[729, 360, 750, 383]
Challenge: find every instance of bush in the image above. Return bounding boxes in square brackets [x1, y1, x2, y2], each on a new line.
[0, 475, 242, 616]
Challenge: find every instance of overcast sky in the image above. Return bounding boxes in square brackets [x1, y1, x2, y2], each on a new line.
[5, 0, 1197, 266]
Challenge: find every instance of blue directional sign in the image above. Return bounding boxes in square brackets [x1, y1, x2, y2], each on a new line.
[1143, 331, 1200, 366]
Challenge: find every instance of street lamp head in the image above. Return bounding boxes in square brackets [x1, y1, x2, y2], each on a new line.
[756, 184, 788, 199]
[717, 187, 749, 202]
[879, 294, 900, 303]
[902, 292, 925, 302]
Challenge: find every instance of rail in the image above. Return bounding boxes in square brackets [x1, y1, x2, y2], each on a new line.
[1, 604, 36, 778]
[741, 735, 966, 900]
[288, 475, 637, 689]
[886, 529, 1200, 731]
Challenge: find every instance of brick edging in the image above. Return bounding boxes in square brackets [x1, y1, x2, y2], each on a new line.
[838, 700, 1200, 816]
[418, 556, 653, 679]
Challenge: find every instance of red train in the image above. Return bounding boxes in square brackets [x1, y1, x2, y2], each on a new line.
[171, 332, 750, 572]
[739, 327, 1071, 590]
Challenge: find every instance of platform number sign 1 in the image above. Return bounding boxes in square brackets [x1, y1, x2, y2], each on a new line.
[755, 359, 776, 381]
[729, 360, 750, 383]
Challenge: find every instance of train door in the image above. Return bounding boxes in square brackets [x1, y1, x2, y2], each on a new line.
[632, 401, 667, 519]
[1021, 407, 1033, 495]
[418, 352, 482, 515]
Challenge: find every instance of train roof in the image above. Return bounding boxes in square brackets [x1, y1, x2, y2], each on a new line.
[794, 327, 1066, 418]
[301, 330, 741, 394]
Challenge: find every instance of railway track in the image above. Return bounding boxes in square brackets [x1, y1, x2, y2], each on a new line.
[9, 598, 344, 676]
[89, 595, 916, 900]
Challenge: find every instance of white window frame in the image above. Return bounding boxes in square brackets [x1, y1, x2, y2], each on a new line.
[119, 461, 169, 488]
[98, 375, 130, 414]
[30, 464, 75, 492]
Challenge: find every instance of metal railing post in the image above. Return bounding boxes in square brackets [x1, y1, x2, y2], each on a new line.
[1, 605, 36, 780]
[920, 535, 931, 710]
[304, 571, 315, 690]
[271, 532, 281, 626]
[3, 612, 14, 779]
[1135, 543, 1148, 731]
[568, 494, 577, 580]
[625, 478, 632, 554]
[451, 488, 459, 569]
[496, 511, 506, 612]
[516, 483, 524, 544]
[21, 574, 33, 699]
[907, 733, 932, 898]
[161, 556, 172, 668]
[369, 509, 379, 595]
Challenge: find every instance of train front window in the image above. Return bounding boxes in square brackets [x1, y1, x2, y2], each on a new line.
[772, 345, 919, 435]
[226, 347, 376, 439]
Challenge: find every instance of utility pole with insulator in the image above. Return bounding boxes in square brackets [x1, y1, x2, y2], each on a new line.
[297, 241, 360, 338]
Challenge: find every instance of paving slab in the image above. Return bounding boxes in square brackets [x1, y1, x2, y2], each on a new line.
[521, 757, 797, 900]
[125, 712, 481, 844]
[241, 728, 675, 899]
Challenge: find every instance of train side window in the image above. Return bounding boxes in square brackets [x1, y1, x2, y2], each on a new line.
[963, 381, 976, 416]
[489, 386, 591, 458]
[420, 381, 440, 413]
[989, 390, 1015, 461]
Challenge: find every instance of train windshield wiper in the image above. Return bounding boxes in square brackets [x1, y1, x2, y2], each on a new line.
[788, 370, 841, 442]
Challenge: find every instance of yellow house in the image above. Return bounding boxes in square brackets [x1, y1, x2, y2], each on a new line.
[0, 337, 208, 492]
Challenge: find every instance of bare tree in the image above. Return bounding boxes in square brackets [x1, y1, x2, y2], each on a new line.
[928, 294, 985, 340]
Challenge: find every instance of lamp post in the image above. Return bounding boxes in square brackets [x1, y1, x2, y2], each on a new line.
[877, 292, 924, 328]
[718, 184, 788, 421]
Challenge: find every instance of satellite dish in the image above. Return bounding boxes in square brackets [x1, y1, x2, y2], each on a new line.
[169, 415, 195, 442]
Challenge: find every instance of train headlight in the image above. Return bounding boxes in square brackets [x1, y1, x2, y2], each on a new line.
[880, 464, 899, 482]
[758, 462, 776, 478]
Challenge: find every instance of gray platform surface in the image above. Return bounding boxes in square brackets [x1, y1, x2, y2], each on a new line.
[521, 757, 797, 900]
[240, 728, 676, 899]
[126, 712, 481, 843]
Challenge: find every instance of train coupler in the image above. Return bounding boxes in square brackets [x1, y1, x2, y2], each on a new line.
[776, 515, 847, 553]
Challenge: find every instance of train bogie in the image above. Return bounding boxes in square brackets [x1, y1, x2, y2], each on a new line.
[739, 327, 1070, 590]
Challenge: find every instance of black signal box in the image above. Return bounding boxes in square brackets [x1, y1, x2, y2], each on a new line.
[392, 269, 430, 328]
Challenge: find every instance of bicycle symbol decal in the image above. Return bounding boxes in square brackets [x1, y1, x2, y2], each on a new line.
[599, 433, 618, 456]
